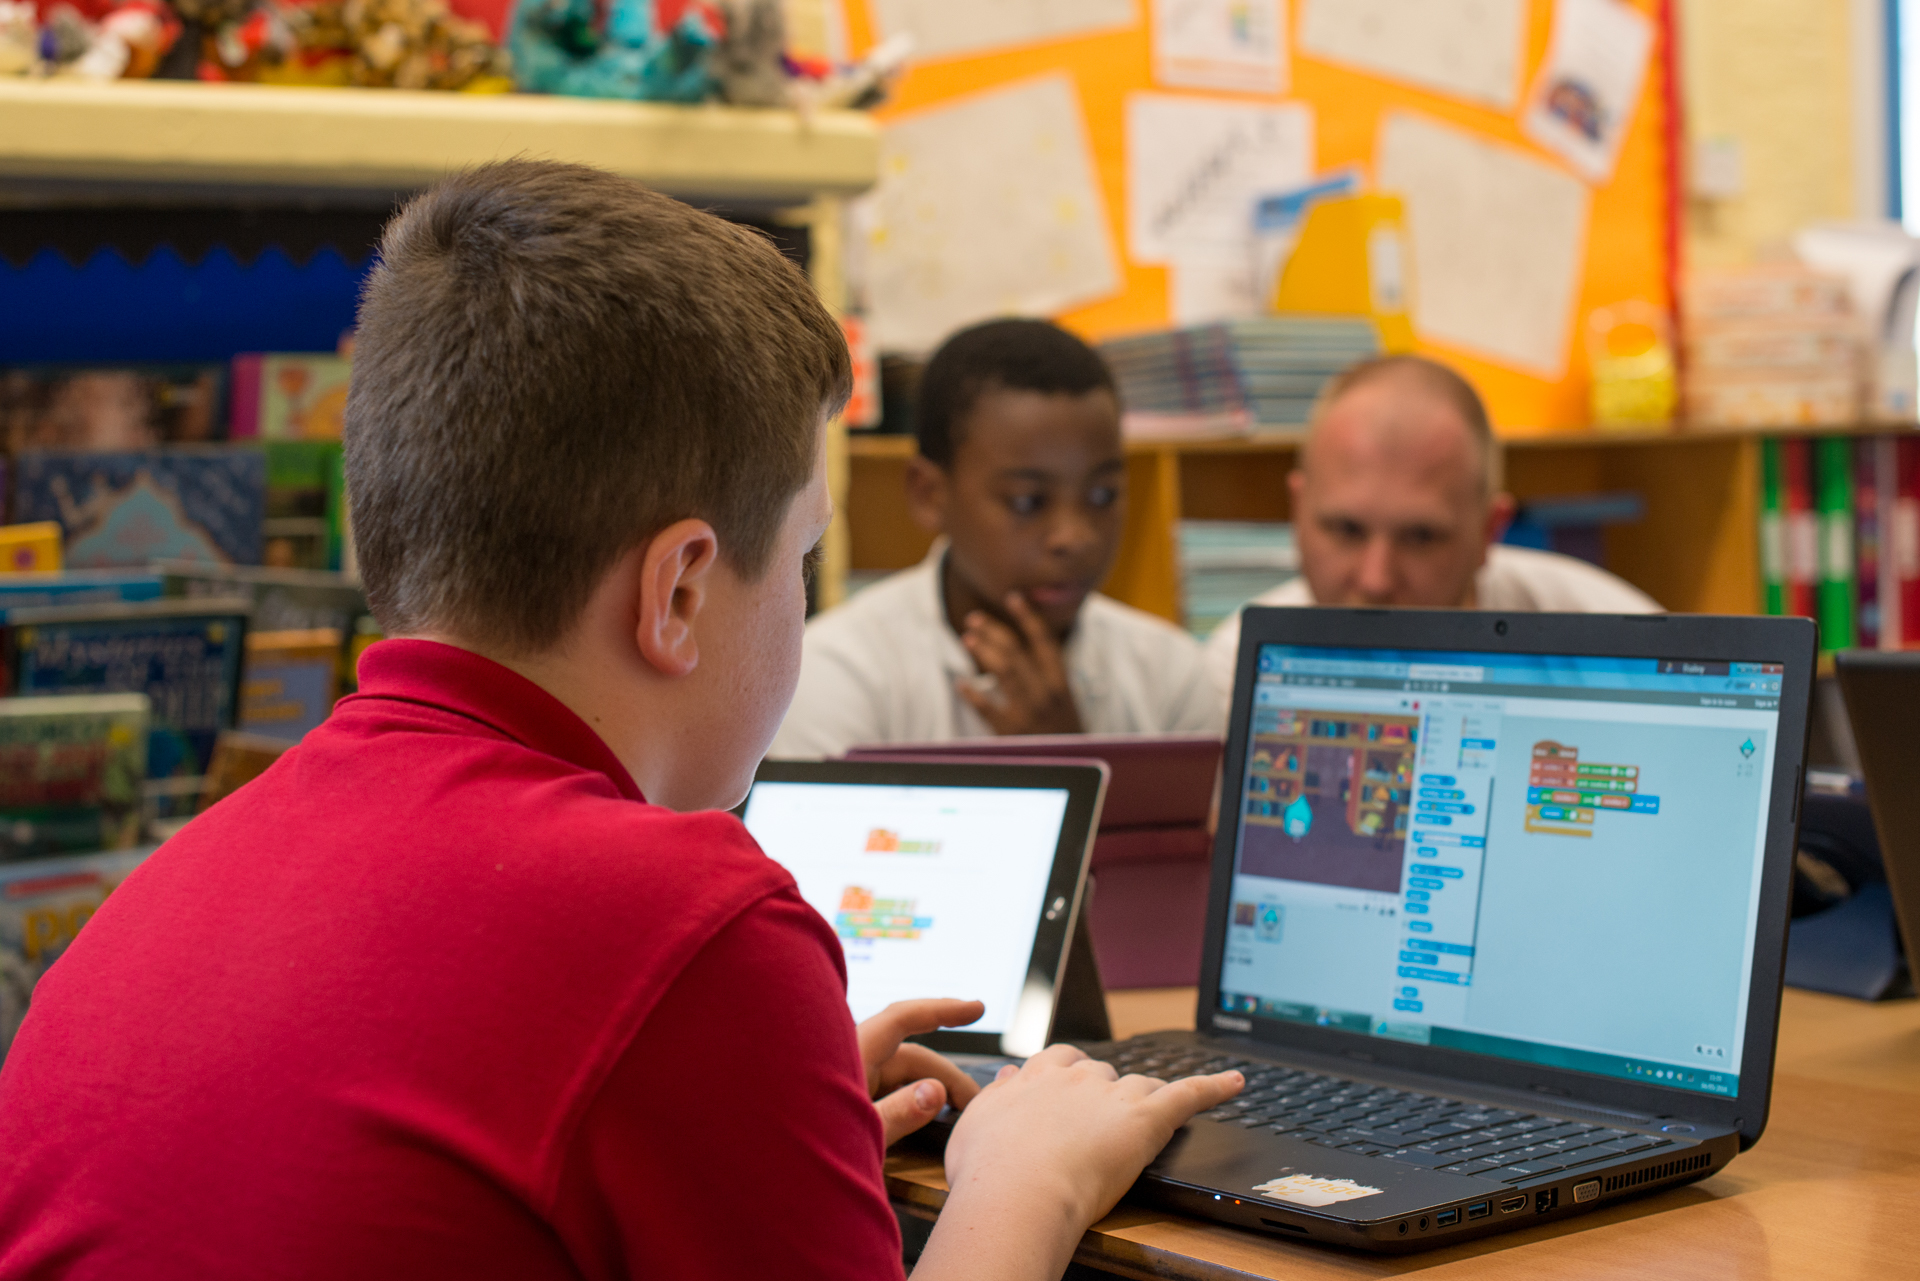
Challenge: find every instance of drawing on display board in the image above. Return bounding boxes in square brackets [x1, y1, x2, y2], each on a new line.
[1126, 94, 1313, 323]
[869, 0, 1137, 62]
[1296, 0, 1526, 109]
[1150, 0, 1286, 94]
[1375, 111, 1591, 377]
[1521, 0, 1654, 184]
[855, 74, 1120, 352]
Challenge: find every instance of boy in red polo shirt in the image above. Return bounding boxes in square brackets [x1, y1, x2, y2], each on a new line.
[0, 162, 1239, 1280]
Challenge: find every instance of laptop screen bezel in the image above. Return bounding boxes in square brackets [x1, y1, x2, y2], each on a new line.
[1197, 607, 1815, 1147]
[740, 757, 1106, 1057]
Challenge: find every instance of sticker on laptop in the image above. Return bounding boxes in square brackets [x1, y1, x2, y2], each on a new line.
[1252, 1174, 1384, 1207]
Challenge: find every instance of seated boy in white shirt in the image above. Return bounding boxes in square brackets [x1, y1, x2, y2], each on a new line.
[771, 318, 1221, 759]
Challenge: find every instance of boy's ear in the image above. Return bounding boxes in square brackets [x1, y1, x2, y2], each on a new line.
[903, 455, 951, 536]
[634, 518, 720, 679]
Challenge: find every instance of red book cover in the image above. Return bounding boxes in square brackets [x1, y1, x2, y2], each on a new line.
[1782, 439, 1818, 619]
[1857, 438, 1881, 648]
[1898, 439, 1920, 648]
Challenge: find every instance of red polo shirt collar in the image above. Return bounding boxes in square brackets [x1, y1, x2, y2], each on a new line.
[347, 638, 646, 804]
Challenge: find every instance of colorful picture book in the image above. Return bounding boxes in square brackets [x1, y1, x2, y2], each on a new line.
[229, 353, 350, 441]
[12, 447, 267, 569]
[0, 694, 149, 862]
[0, 845, 158, 1061]
[239, 628, 342, 743]
[0, 522, 62, 573]
[3, 597, 251, 786]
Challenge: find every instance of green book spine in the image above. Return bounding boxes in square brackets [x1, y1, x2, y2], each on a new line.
[1816, 436, 1856, 651]
[1760, 439, 1786, 615]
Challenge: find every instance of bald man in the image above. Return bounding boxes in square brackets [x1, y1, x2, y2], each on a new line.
[1204, 355, 1658, 697]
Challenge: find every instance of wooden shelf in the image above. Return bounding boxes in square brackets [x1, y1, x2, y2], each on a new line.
[848, 422, 1916, 621]
[0, 79, 879, 201]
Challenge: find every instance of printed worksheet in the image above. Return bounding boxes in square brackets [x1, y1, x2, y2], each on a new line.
[870, 0, 1137, 61]
[1151, 0, 1287, 94]
[1376, 111, 1591, 376]
[856, 74, 1121, 353]
[1297, 0, 1525, 108]
[1522, 0, 1654, 183]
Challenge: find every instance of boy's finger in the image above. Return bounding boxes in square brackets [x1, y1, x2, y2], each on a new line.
[1004, 593, 1069, 678]
[859, 999, 986, 1053]
[884, 1042, 983, 1110]
[1142, 1071, 1245, 1127]
[875, 1078, 948, 1147]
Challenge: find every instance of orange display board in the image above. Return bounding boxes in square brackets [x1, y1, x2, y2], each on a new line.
[842, 1, 1673, 435]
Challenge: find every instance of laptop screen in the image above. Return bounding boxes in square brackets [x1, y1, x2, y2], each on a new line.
[741, 780, 1071, 1034]
[1218, 644, 1784, 1098]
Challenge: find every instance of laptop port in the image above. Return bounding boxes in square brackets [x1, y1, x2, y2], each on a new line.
[1499, 1196, 1526, 1214]
[1535, 1187, 1559, 1214]
[1467, 1201, 1491, 1220]
[1435, 1208, 1459, 1227]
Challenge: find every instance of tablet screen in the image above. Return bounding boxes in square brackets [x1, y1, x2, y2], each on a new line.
[741, 779, 1071, 1034]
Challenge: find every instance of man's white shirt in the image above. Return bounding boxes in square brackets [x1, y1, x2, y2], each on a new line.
[771, 545, 1225, 759]
[1202, 544, 1663, 700]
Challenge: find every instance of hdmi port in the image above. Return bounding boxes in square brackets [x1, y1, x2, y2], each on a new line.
[1499, 1196, 1527, 1214]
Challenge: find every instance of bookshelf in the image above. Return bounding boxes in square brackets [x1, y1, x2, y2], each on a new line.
[846, 425, 1920, 621]
[0, 80, 879, 200]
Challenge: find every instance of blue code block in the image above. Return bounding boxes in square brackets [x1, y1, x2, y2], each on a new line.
[1408, 921, 1433, 933]
[1397, 966, 1466, 984]
[1421, 775, 1456, 786]
[1405, 889, 1430, 902]
[1408, 877, 1444, 890]
[1409, 864, 1464, 878]
[1393, 999, 1424, 1012]
[1404, 902, 1429, 914]
[1400, 985, 1419, 997]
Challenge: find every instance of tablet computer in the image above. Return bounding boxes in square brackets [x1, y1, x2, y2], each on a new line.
[737, 758, 1107, 1057]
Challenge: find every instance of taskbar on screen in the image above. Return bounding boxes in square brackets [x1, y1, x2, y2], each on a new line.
[1218, 992, 1736, 1097]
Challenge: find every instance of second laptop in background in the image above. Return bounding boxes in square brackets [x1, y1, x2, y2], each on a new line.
[846, 734, 1222, 989]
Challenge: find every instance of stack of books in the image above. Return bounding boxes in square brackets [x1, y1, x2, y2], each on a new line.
[1100, 317, 1382, 435]
[1178, 521, 1298, 640]
[1685, 267, 1863, 427]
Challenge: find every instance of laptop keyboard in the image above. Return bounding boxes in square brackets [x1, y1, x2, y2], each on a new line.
[1094, 1038, 1674, 1184]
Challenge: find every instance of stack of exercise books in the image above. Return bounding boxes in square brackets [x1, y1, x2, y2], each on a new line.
[1100, 317, 1382, 434]
[1177, 520, 1298, 641]
[1685, 267, 1863, 427]
[1760, 435, 1920, 651]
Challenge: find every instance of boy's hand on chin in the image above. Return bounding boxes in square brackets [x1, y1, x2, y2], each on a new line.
[856, 999, 986, 1145]
[958, 593, 1085, 736]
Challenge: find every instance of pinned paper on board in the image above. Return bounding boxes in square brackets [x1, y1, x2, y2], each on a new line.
[1376, 112, 1591, 376]
[1296, 0, 1525, 109]
[856, 74, 1121, 353]
[1151, 0, 1286, 94]
[1127, 94, 1313, 322]
[870, 0, 1137, 62]
[1521, 0, 1654, 184]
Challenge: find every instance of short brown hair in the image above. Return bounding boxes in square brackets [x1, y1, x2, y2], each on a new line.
[1313, 354, 1497, 494]
[345, 160, 850, 655]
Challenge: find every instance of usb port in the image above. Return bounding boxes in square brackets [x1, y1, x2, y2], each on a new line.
[1499, 1195, 1526, 1213]
[1466, 1201, 1491, 1220]
[1435, 1209, 1459, 1227]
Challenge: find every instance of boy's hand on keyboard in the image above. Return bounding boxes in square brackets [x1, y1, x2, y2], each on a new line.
[941, 1045, 1244, 1233]
[857, 999, 987, 1146]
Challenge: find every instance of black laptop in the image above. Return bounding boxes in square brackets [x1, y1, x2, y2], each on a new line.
[1082, 607, 1814, 1251]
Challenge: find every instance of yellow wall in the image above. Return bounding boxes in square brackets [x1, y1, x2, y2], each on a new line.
[843, 1, 1674, 436]
[1680, 0, 1866, 268]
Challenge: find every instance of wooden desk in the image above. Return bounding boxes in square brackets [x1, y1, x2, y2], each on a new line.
[886, 988, 1920, 1279]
